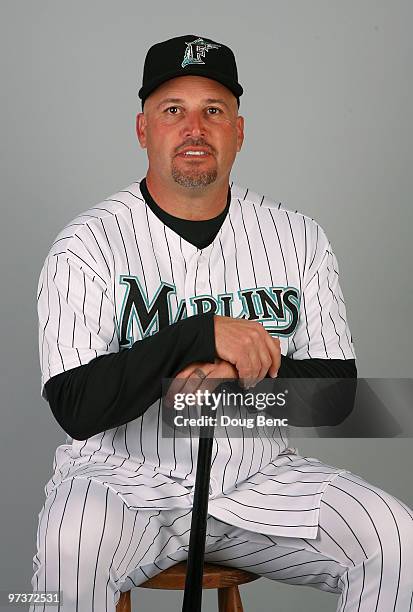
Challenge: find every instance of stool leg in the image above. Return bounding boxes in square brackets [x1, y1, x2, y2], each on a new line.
[116, 590, 131, 612]
[217, 585, 243, 612]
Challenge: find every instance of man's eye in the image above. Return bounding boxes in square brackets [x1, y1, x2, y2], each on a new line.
[207, 107, 221, 114]
[166, 107, 179, 114]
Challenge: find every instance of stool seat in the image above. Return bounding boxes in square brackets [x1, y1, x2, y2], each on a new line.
[116, 561, 260, 611]
[139, 561, 260, 590]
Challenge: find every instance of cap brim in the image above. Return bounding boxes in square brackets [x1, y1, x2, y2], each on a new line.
[138, 67, 243, 102]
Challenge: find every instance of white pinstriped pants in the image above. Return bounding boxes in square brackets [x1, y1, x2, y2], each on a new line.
[30, 470, 413, 611]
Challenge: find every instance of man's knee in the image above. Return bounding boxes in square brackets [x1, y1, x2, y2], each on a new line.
[379, 494, 413, 576]
[321, 474, 413, 572]
[35, 478, 128, 606]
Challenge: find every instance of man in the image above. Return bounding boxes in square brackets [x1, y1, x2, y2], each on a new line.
[31, 35, 412, 611]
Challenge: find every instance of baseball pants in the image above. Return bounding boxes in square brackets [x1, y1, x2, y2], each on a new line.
[30, 470, 413, 611]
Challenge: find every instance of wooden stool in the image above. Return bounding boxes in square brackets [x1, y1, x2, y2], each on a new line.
[116, 561, 260, 611]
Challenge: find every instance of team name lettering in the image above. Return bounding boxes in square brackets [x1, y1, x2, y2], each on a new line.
[118, 277, 300, 347]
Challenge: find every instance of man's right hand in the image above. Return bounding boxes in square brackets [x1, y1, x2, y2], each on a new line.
[214, 315, 281, 387]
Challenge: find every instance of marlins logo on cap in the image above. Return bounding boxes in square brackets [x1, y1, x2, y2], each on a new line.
[181, 37, 221, 68]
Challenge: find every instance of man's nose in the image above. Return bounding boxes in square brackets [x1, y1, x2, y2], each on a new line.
[181, 110, 206, 138]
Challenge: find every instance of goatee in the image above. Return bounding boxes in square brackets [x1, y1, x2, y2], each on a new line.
[171, 166, 217, 188]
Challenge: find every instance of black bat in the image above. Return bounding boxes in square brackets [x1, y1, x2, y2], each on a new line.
[182, 400, 216, 612]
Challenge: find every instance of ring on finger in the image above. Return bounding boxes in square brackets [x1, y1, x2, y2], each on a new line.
[194, 368, 207, 381]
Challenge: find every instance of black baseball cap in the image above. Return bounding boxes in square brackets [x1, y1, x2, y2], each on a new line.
[138, 35, 243, 108]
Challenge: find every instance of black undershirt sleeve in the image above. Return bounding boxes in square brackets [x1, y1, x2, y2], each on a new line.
[277, 356, 357, 379]
[45, 312, 216, 441]
[257, 357, 358, 428]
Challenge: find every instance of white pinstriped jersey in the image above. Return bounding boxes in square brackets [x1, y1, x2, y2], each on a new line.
[37, 178, 356, 539]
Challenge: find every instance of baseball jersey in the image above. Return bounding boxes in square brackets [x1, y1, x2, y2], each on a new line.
[37, 178, 356, 539]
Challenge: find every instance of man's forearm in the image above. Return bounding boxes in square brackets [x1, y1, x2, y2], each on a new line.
[45, 313, 215, 440]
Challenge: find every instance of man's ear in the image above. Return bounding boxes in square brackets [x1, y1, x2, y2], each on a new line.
[236, 115, 245, 152]
[136, 112, 147, 149]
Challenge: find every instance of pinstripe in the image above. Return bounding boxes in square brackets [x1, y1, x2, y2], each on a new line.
[218, 236, 227, 293]
[144, 204, 162, 282]
[105, 502, 126, 612]
[207, 238, 214, 295]
[316, 270, 329, 356]
[131, 509, 192, 568]
[286, 210, 312, 357]
[341, 571, 349, 611]
[155, 398, 162, 470]
[193, 249, 201, 295]
[105, 198, 133, 212]
[303, 216, 309, 279]
[114, 214, 131, 275]
[53, 258, 65, 369]
[75, 479, 92, 612]
[92, 487, 110, 606]
[179, 236, 187, 274]
[321, 499, 368, 558]
[114, 510, 146, 575]
[238, 199, 258, 286]
[73, 234, 99, 263]
[152, 520, 194, 565]
[357, 562, 366, 612]
[330, 482, 384, 610]
[33, 481, 64, 605]
[56, 480, 73, 612]
[66, 248, 106, 284]
[217, 408, 234, 495]
[208, 505, 319, 529]
[227, 209, 241, 290]
[92, 206, 114, 214]
[328, 312, 346, 358]
[97, 288, 104, 335]
[319, 525, 356, 567]
[99, 217, 118, 324]
[252, 203, 274, 286]
[326, 256, 354, 354]
[267, 207, 298, 354]
[183, 410, 194, 481]
[325, 257, 350, 356]
[308, 221, 320, 270]
[42, 488, 58, 602]
[81, 268, 87, 327]
[163, 225, 179, 311]
[268, 208, 289, 282]
[138, 409, 146, 467]
[117, 425, 132, 469]
[127, 206, 149, 296]
[52, 236, 78, 246]
[232, 405, 246, 485]
[85, 222, 111, 277]
[40, 256, 51, 379]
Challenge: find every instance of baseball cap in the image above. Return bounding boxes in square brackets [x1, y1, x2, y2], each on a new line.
[138, 35, 243, 108]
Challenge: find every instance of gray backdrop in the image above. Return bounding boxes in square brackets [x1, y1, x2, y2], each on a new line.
[0, 1, 411, 610]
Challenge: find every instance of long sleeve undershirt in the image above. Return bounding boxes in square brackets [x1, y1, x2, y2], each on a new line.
[44, 178, 357, 440]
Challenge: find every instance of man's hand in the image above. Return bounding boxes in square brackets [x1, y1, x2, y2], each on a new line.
[214, 315, 281, 387]
[165, 359, 238, 409]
